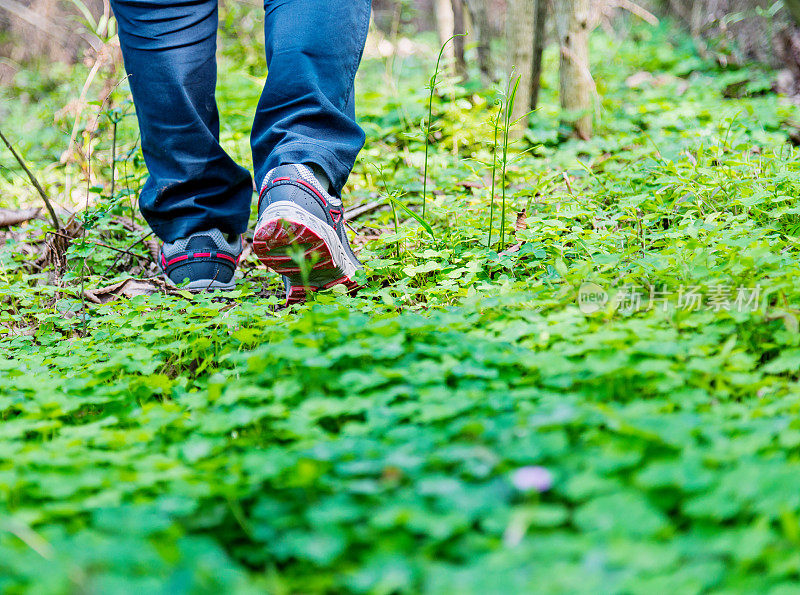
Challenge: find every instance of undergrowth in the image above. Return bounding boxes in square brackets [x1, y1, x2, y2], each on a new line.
[2, 17, 800, 593]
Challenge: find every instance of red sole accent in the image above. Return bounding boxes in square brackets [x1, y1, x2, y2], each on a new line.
[285, 285, 318, 305]
[253, 217, 359, 304]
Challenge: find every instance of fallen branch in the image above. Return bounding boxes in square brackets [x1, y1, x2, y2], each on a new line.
[345, 200, 385, 221]
[607, 0, 658, 26]
[0, 207, 40, 228]
[0, 127, 61, 230]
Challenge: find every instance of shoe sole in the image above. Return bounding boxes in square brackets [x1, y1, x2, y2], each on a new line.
[185, 279, 236, 292]
[163, 276, 236, 293]
[252, 201, 361, 304]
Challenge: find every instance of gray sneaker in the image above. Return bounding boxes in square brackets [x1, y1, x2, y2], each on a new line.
[159, 228, 242, 292]
[253, 164, 362, 304]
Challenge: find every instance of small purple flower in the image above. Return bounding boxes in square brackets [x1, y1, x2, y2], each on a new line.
[511, 466, 553, 493]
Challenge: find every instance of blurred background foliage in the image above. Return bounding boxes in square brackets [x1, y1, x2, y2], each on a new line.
[5, 2, 800, 592]
[3, 0, 800, 169]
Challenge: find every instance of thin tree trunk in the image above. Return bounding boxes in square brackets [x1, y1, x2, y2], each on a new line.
[507, 0, 535, 138]
[530, 0, 548, 110]
[435, 0, 456, 64]
[464, 0, 492, 83]
[451, 0, 467, 80]
[554, 0, 593, 140]
[690, 0, 704, 37]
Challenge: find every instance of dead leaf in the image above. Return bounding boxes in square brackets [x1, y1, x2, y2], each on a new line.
[515, 209, 528, 232]
[83, 278, 171, 304]
[456, 180, 484, 189]
[499, 242, 523, 256]
[0, 208, 41, 228]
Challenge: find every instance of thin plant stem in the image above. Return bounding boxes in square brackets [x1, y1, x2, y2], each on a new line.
[290, 245, 321, 341]
[487, 102, 501, 248]
[110, 118, 117, 201]
[390, 201, 401, 258]
[76, 77, 127, 336]
[81, 121, 92, 337]
[371, 162, 405, 258]
[0, 127, 61, 230]
[423, 33, 466, 222]
[500, 74, 521, 251]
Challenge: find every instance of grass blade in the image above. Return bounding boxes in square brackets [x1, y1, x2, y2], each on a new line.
[388, 196, 436, 240]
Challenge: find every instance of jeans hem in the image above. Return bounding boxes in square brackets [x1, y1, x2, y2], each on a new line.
[265, 140, 355, 195]
[147, 213, 250, 243]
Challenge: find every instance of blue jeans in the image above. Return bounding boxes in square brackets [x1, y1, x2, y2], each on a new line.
[111, 0, 371, 242]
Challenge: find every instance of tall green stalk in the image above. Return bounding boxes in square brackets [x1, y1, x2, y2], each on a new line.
[487, 103, 501, 248]
[390, 200, 401, 259]
[423, 33, 466, 222]
[499, 75, 520, 251]
[372, 164, 404, 258]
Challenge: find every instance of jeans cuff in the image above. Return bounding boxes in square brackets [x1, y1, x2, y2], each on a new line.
[264, 141, 354, 196]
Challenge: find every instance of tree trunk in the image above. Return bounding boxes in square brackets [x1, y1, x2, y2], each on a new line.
[451, 0, 467, 80]
[666, 0, 785, 67]
[554, 0, 593, 140]
[507, 0, 535, 138]
[464, 0, 492, 83]
[435, 0, 456, 64]
[530, 0, 548, 110]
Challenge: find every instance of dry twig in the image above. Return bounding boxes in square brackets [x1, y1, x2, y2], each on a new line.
[0, 127, 61, 230]
[111, 216, 159, 264]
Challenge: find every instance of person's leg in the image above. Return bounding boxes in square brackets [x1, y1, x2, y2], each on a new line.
[111, 0, 252, 243]
[251, 0, 372, 194]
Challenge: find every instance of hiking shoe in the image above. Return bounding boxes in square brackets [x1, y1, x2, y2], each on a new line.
[159, 228, 242, 292]
[253, 164, 362, 304]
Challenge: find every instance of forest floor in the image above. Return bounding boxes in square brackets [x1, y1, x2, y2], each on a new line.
[3, 18, 800, 593]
